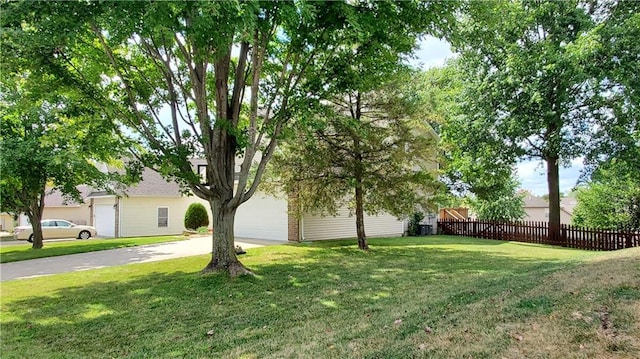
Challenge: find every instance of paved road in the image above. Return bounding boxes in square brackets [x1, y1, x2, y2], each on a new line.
[0, 236, 285, 282]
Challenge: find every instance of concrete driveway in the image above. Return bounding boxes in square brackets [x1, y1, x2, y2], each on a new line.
[0, 236, 285, 282]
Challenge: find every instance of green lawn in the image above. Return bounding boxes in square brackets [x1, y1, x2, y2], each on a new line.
[0, 235, 188, 263]
[1, 236, 639, 358]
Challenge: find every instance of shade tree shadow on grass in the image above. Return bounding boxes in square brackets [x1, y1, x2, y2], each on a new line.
[2, 239, 636, 359]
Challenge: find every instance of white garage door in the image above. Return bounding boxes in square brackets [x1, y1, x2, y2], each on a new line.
[94, 204, 116, 238]
[234, 193, 288, 241]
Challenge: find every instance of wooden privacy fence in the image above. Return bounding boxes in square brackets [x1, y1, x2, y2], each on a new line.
[437, 219, 640, 251]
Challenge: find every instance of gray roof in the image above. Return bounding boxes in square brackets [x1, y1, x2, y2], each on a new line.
[54, 159, 235, 203]
[524, 195, 575, 215]
[523, 196, 549, 208]
[45, 185, 92, 207]
[123, 167, 183, 197]
[560, 197, 577, 215]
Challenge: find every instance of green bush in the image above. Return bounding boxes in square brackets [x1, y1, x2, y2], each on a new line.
[408, 212, 424, 236]
[184, 203, 209, 230]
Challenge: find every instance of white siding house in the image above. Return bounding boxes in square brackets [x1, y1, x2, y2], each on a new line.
[523, 196, 574, 224]
[234, 193, 288, 240]
[41, 186, 92, 225]
[85, 168, 289, 240]
[87, 168, 208, 238]
[301, 208, 404, 241]
[34, 163, 422, 242]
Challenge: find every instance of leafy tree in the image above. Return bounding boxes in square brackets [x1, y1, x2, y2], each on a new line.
[573, 161, 640, 229]
[407, 212, 425, 237]
[583, 0, 640, 174]
[442, 0, 638, 241]
[467, 175, 526, 221]
[420, 64, 519, 216]
[184, 203, 210, 231]
[270, 71, 442, 250]
[2, 1, 454, 275]
[0, 68, 132, 249]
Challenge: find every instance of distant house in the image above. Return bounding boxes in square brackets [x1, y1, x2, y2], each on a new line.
[1, 213, 15, 232]
[523, 196, 574, 224]
[16, 186, 93, 228]
[43, 186, 93, 225]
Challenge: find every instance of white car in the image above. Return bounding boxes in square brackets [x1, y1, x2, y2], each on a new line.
[14, 219, 97, 242]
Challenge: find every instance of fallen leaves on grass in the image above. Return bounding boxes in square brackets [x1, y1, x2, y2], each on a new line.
[598, 306, 611, 330]
[571, 311, 594, 323]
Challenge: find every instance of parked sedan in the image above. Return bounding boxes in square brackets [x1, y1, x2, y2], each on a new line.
[14, 219, 97, 242]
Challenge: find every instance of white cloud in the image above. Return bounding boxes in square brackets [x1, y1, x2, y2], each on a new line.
[410, 36, 455, 69]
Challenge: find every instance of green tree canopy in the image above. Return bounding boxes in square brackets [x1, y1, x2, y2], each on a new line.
[467, 175, 526, 222]
[0, 64, 134, 248]
[2, 0, 456, 274]
[573, 160, 640, 229]
[440, 0, 639, 240]
[270, 70, 442, 249]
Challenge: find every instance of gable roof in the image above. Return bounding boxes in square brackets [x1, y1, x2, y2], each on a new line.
[523, 196, 548, 208]
[560, 197, 577, 215]
[86, 167, 183, 198]
[523, 195, 575, 216]
[123, 167, 182, 197]
[45, 185, 93, 207]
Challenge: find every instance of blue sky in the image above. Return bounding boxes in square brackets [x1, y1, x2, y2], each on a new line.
[412, 36, 584, 196]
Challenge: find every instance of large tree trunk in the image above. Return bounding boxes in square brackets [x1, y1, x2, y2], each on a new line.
[546, 155, 561, 244]
[27, 187, 46, 249]
[201, 199, 252, 277]
[355, 182, 368, 250]
[354, 156, 369, 250]
[353, 92, 368, 250]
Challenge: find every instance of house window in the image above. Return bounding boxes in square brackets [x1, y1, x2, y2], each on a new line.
[158, 207, 169, 227]
[544, 209, 549, 219]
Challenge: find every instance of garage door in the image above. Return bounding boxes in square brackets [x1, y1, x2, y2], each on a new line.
[94, 204, 116, 238]
[234, 193, 287, 241]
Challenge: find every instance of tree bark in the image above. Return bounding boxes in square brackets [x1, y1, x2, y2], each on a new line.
[201, 198, 252, 277]
[354, 149, 369, 250]
[546, 155, 562, 245]
[27, 188, 46, 249]
[352, 92, 368, 250]
[355, 178, 369, 250]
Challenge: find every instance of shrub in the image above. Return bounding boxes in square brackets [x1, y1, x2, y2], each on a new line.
[184, 203, 209, 230]
[408, 211, 424, 236]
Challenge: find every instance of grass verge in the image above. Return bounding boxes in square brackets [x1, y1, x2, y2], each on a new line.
[1, 236, 639, 358]
[0, 235, 188, 263]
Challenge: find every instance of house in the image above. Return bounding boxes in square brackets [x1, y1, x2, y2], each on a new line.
[88, 166, 405, 241]
[523, 196, 574, 224]
[22, 164, 411, 241]
[43, 186, 93, 225]
[15, 186, 93, 228]
[1, 213, 15, 232]
[287, 203, 408, 241]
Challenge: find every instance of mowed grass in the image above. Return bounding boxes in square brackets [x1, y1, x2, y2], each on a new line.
[1, 236, 639, 358]
[0, 235, 187, 263]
